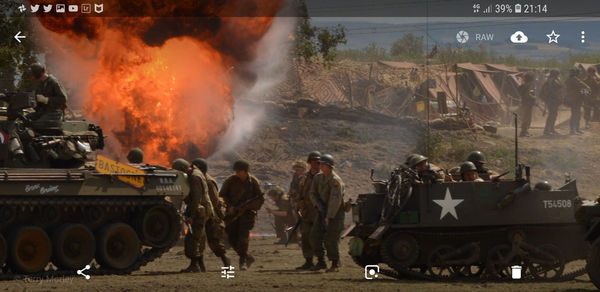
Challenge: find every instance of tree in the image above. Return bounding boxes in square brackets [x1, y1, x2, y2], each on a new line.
[294, 0, 346, 67]
[390, 33, 424, 59]
[0, 0, 39, 91]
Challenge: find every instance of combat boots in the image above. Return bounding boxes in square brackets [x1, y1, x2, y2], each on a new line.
[325, 260, 340, 273]
[246, 254, 255, 269]
[221, 255, 231, 267]
[239, 255, 247, 271]
[180, 258, 200, 273]
[197, 256, 206, 272]
[310, 257, 327, 271]
[295, 258, 314, 270]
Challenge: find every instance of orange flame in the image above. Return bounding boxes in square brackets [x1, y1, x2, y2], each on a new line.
[34, 1, 283, 165]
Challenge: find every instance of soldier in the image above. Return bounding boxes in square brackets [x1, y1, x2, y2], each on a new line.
[309, 154, 345, 273]
[220, 160, 264, 270]
[294, 151, 321, 270]
[518, 72, 536, 137]
[541, 70, 563, 136]
[584, 67, 600, 129]
[265, 186, 296, 244]
[126, 148, 144, 164]
[406, 154, 447, 183]
[172, 158, 215, 273]
[27, 64, 68, 128]
[565, 68, 590, 135]
[459, 161, 484, 182]
[191, 158, 231, 267]
[289, 160, 307, 204]
[466, 151, 500, 181]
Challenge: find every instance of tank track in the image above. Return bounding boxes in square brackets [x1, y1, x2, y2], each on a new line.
[366, 226, 588, 283]
[0, 196, 180, 280]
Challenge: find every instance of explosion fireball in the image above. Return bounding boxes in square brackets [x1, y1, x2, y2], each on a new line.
[33, 0, 283, 165]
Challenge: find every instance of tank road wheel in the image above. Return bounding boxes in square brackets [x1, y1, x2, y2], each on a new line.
[138, 205, 180, 248]
[0, 206, 16, 225]
[52, 224, 95, 270]
[96, 223, 140, 270]
[0, 233, 6, 267]
[9, 226, 51, 273]
[427, 245, 459, 279]
[587, 238, 600, 289]
[380, 232, 419, 271]
[528, 244, 564, 280]
[485, 244, 518, 279]
[458, 265, 484, 277]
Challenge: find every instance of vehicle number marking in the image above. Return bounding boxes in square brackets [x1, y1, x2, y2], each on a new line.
[542, 200, 572, 208]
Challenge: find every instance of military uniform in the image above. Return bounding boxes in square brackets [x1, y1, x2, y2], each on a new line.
[183, 167, 215, 266]
[219, 173, 264, 267]
[29, 75, 67, 128]
[584, 74, 600, 126]
[566, 74, 590, 134]
[205, 173, 228, 260]
[289, 172, 304, 204]
[272, 193, 296, 240]
[541, 75, 563, 135]
[297, 170, 319, 265]
[309, 171, 345, 268]
[518, 82, 536, 136]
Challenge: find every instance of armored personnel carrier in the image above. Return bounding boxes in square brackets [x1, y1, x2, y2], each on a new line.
[346, 164, 589, 281]
[0, 92, 187, 278]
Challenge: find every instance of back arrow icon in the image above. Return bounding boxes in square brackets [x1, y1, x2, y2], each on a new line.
[77, 264, 91, 280]
[14, 31, 26, 43]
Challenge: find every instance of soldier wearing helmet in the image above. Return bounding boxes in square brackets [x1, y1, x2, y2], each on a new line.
[584, 66, 600, 129]
[309, 153, 345, 273]
[126, 148, 144, 164]
[219, 159, 264, 270]
[565, 68, 590, 135]
[289, 160, 307, 206]
[467, 151, 500, 181]
[518, 72, 536, 137]
[294, 151, 321, 270]
[27, 63, 68, 129]
[265, 186, 296, 244]
[191, 157, 231, 268]
[460, 161, 483, 182]
[406, 154, 448, 183]
[172, 158, 215, 273]
[541, 69, 563, 136]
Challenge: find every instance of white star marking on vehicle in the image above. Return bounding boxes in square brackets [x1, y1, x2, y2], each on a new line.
[433, 188, 464, 220]
[547, 30, 560, 44]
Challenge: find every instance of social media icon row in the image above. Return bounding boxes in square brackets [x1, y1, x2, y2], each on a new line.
[29, 3, 103, 14]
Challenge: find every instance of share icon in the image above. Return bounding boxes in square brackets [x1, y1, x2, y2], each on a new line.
[77, 265, 91, 280]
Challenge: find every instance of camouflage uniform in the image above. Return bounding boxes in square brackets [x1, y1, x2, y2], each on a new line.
[205, 173, 228, 260]
[220, 173, 264, 266]
[183, 167, 215, 260]
[309, 171, 345, 267]
[29, 75, 67, 128]
[297, 170, 319, 264]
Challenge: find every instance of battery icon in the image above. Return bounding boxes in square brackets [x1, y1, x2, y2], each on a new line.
[514, 4, 522, 13]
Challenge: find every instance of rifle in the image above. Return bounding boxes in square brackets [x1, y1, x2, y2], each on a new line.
[225, 195, 263, 225]
[491, 170, 510, 182]
[314, 196, 328, 229]
[285, 217, 302, 247]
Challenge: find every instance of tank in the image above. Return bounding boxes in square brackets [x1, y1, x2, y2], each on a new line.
[346, 165, 589, 281]
[575, 200, 600, 288]
[0, 92, 187, 278]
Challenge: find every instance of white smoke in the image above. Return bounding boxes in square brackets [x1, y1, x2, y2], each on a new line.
[211, 15, 297, 157]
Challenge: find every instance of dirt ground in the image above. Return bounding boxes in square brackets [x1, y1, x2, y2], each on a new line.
[1, 236, 596, 292]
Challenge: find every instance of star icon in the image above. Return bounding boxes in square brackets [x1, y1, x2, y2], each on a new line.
[547, 30, 560, 44]
[433, 188, 464, 220]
